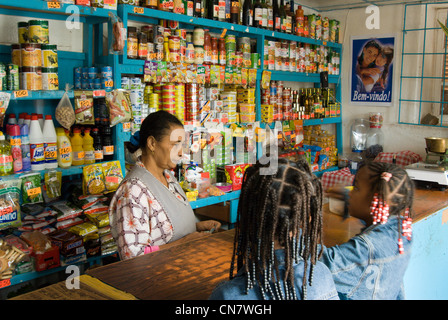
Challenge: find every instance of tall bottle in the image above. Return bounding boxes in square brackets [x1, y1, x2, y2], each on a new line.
[83, 128, 95, 165]
[285, 1, 292, 34]
[71, 128, 85, 166]
[266, 0, 273, 30]
[212, 0, 220, 20]
[56, 127, 72, 169]
[253, 0, 262, 28]
[242, 0, 253, 27]
[278, 0, 286, 32]
[193, 0, 202, 17]
[42, 115, 58, 169]
[0, 132, 13, 176]
[102, 126, 114, 161]
[273, 0, 280, 31]
[230, 0, 240, 24]
[289, 1, 295, 35]
[10, 125, 23, 174]
[261, 0, 268, 29]
[91, 128, 104, 163]
[20, 123, 31, 172]
[29, 114, 45, 171]
[295, 5, 304, 36]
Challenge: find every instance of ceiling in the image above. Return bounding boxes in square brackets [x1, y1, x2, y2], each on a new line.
[301, 0, 448, 12]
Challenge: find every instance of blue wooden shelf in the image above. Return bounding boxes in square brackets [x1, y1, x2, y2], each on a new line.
[270, 70, 340, 83]
[189, 190, 241, 209]
[4, 90, 74, 101]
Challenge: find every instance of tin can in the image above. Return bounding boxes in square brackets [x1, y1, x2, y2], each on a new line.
[101, 77, 113, 91]
[6, 64, 19, 91]
[251, 53, 259, 69]
[102, 66, 113, 78]
[225, 35, 236, 52]
[18, 22, 28, 44]
[131, 77, 142, 89]
[21, 43, 42, 67]
[81, 78, 89, 89]
[88, 67, 97, 79]
[42, 67, 59, 90]
[21, 66, 42, 90]
[11, 44, 21, 67]
[41, 44, 58, 68]
[28, 20, 49, 44]
[93, 78, 101, 89]
[121, 77, 130, 89]
[82, 67, 89, 79]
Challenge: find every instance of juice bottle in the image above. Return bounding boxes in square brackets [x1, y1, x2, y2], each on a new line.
[71, 128, 84, 166]
[83, 128, 95, 165]
[56, 128, 72, 168]
[0, 132, 13, 175]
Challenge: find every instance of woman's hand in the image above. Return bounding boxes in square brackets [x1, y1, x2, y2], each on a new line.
[196, 220, 222, 233]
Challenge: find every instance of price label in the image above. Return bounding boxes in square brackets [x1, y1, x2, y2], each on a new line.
[10, 138, 21, 146]
[14, 90, 28, 98]
[60, 146, 72, 155]
[134, 7, 144, 14]
[122, 122, 131, 132]
[47, 1, 61, 9]
[220, 29, 227, 39]
[104, 146, 114, 154]
[79, 99, 92, 108]
[27, 187, 42, 197]
[93, 90, 106, 97]
[106, 176, 120, 184]
[104, 80, 113, 87]
[45, 150, 57, 159]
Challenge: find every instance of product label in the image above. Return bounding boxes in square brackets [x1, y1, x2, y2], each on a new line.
[85, 151, 95, 161]
[44, 142, 57, 164]
[59, 143, 72, 164]
[30, 143, 45, 165]
[103, 145, 114, 155]
[94, 150, 104, 160]
[219, 1, 226, 20]
[254, 8, 263, 26]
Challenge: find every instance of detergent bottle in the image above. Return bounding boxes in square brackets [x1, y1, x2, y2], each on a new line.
[56, 127, 72, 168]
[71, 127, 84, 166]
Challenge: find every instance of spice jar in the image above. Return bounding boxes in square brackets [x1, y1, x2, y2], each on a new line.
[185, 34, 195, 64]
[138, 32, 148, 60]
[194, 46, 204, 65]
[193, 27, 204, 46]
[211, 37, 218, 65]
[127, 27, 138, 59]
[203, 30, 211, 65]
[218, 38, 226, 66]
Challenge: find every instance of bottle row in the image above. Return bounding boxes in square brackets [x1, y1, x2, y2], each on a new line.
[0, 113, 115, 176]
[124, 0, 340, 42]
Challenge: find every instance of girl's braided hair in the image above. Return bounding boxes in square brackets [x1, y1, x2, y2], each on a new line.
[229, 157, 324, 300]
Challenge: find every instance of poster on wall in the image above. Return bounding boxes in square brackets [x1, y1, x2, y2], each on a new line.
[350, 36, 396, 106]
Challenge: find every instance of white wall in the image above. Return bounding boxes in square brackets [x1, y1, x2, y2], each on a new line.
[327, 4, 448, 158]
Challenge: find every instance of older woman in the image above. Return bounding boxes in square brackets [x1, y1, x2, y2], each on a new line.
[109, 110, 221, 260]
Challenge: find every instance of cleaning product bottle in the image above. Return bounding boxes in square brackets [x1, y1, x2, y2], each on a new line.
[56, 127, 72, 168]
[5, 113, 17, 141]
[20, 123, 31, 172]
[9, 124, 23, 173]
[83, 128, 95, 164]
[42, 115, 58, 169]
[29, 114, 45, 171]
[0, 131, 13, 176]
[38, 114, 44, 131]
[23, 114, 31, 129]
[71, 127, 84, 166]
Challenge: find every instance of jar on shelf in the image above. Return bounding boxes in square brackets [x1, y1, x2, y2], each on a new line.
[365, 112, 385, 160]
[350, 118, 369, 152]
[127, 27, 138, 59]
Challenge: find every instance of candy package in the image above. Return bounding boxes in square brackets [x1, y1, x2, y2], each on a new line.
[102, 161, 123, 193]
[74, 90, 95, 125]
[83, 163, 106, 195]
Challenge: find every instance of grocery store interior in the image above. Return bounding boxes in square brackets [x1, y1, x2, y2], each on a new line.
[0, 0, 447, 301]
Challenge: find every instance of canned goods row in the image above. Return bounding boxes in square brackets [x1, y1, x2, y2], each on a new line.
[18, 20, 49, 44]
[121, 77, 143, 90]
[12, 43, 58, 68]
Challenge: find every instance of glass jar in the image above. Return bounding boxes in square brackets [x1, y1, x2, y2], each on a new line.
[203, 30, 212, 65]
[194, 46, 204, 64]
[127, 27, 138, 59]
[365, 113, 385, 160]
[193, 27, 204, 46]
[350, 118, 369, 152]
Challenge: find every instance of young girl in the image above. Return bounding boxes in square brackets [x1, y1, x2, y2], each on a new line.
[320, 162, 414, 300]
[209, 158, 339, 300]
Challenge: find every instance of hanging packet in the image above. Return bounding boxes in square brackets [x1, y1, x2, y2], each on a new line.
[21, 173, 44, 205]
[74, 90, 95, 125]
[106, 89, 131, 127]
[55, 84, 75, 130]
[0, 178, 21, 230]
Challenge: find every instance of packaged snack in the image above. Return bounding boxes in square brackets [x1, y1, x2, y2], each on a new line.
[20, 230, 52, 254]
[49, 229, 83, 256]
[83, 163, 106, 195]
[105, 89, 131, 127]
[0, 92, 11, 128]
[102, 161, 123, 192]
[0, 178, 21, 230]
[86, 211, 109, 228]
[84, 203, 109, 216]
[109, 12, 125, 54]
[55, 84, 76, 130]
[0, 238, 26, 279]
[21, 173, 44, 204]
[55, 217, 84, 230]
[74, 90, 95, 125]
[44, 170, 62, 200]
[51, 201, 83, 222]
[69, 222, 98, 237]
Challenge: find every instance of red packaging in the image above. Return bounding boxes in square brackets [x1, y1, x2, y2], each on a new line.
[224, 164, 251, 191]
[32, 245, 60, 272]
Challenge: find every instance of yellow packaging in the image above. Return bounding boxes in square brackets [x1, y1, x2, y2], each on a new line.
[71, 128, 84, 166]
[83, 163, 106, 195]
[101, 161, 123, 193]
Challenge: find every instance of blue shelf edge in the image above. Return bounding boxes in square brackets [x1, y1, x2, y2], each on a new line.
[4, 90, 74, 101]
[190, 190, 241, 209]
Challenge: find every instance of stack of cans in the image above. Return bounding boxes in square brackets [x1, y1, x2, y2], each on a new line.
[174, 83, 185, 123]
[185, 83, 199, 122]
[162, 83, 176, 115]
[75, 66, 113, 91]
[129, 78, 144, 133]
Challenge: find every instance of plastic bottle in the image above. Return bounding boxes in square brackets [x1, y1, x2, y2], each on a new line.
[29, 114, 45, 171]
[38, 114, 44, 131]
[71, 128, 84, 166]
[91, 128, 104, 163]
[20, 123, 31, 172]
[102, 126, 114, 161]
[56, 127, 72, 168]
[0, 132, 13, 175]
[9, 125, 23, 173]
[83, 128, 95, 164]
[6, 114, 17, 141]
[18, 113, 25, 126]
[42, 115, 58, 169]
[23, 114, 31, 129]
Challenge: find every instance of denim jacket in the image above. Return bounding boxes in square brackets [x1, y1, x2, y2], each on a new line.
[320, 216, 412, 300]
[209, 249, 339, 300]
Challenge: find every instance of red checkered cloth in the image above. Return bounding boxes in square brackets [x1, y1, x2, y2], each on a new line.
[321, 167, 354, 191]
[373, 151, 423, 167]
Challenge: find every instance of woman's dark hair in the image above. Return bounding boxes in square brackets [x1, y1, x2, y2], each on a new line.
[130, 110, 183, 154]
[230, 157, 324, 300]
[379, 45, 394, 84]
[358, 39, 382, 67]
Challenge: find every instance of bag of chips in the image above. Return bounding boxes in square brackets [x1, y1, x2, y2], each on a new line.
[0, 178, 21, 230]
[102, 161, 123, 193]
[83, 163, 106, 195]
[21, 173, 43, 204]
[44, 170, 62, 200]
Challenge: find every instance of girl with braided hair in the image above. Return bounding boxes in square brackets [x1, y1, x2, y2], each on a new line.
[321, 161, 414, 300]
[209, 157, 339, 300]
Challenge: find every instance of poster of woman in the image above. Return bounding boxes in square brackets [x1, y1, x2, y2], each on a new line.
[350, 36, 396, 106]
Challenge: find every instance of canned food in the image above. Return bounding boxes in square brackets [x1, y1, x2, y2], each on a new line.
[168, 35, 180, 50]
[21, 66, 42, 90]
[42, 67, 58, 90]
[81, 78, 89, 89]
[251, 53, 259, 68]
[11, 44, 21, 67]
[131, 77, 142, 89]
[102, 66, 112, 78]
[82, 67, 89, 79]
[28, 20, 49, 44]
[21, 43, 42, 67]
[18, 22, 28, 44]
[121, 77, 130, 89]
[41, 44, 58, 68]
[93, 78, 101, 89]
[101, 77, 113, 91]
[88, 67, 97, 79]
